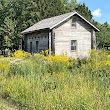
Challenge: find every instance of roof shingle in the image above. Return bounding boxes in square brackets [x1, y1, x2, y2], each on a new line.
[22, 11, 99, 34]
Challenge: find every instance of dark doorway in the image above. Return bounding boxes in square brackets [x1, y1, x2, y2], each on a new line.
[36, 41, 39, 52]
[30, 42, 32, 52]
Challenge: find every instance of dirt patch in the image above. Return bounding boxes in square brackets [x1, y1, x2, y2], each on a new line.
[0, 97, 18, 110]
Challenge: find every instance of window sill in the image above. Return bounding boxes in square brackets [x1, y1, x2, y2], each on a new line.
[70, 50, 77, 52]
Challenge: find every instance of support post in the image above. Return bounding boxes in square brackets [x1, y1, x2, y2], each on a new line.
[91, 29, 96, 49]
[24, 34, 28, 51]
[52, 29, 55, 54]
[49, 32, 51, 55]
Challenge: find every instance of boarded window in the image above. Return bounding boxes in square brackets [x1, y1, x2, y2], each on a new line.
[36, 41, 39, 52]
[30, 42, 32, 52]
[71, 40, 77, 51]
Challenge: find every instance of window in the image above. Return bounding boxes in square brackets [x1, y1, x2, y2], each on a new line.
[72, 19, 76, 28]
[30, 42, 32, 52]
[36, 41, 39, 52]
[71, 40, 77, 51]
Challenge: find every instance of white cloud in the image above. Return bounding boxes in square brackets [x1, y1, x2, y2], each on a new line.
[92, 8, 102, 17]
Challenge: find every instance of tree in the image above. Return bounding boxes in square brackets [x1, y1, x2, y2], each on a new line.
[75, 3, 92, 21]
[1, 17, 15, 47]
[96, 22, 110, 48]
[61, 0, 77, 13]
[35, 0, 66, 19]
[0, 0, 40, 50]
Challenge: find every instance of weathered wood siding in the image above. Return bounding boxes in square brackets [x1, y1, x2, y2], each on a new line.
[25, 31, 49, 53]
[54, 15, 94, 58]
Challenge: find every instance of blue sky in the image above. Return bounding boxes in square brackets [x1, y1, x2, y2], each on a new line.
[77, 0, 110, 24]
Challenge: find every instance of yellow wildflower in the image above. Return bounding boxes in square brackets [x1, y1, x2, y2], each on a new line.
[45, 55, 69, 62]
[12, 50, 32, 58]
[102, 60, 110, 65]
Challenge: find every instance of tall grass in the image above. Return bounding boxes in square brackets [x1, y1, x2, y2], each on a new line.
[0, 50, 110, 110]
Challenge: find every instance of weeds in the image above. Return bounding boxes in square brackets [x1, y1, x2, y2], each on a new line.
[0, 50, 110, 110]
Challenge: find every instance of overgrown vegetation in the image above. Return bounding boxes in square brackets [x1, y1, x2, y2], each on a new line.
[0, 50, 110, 110]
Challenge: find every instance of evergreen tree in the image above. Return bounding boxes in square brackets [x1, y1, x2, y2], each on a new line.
[35, 0, 65, 19]
[0, 0, 40, 50]
[96, 22, 110, 48]
[61, 0, 77, 13]
[75, 3, 92, 21]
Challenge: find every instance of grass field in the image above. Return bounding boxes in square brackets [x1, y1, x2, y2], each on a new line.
[0, 50, 110, 110]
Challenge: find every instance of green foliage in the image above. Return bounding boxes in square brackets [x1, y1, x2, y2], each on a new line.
[0, 0, 40, 50]
[0, 50, 110, 109]
[9, 56, 46, 76]
[61, 0, 77, 13]
[36, 0, 66, 19]
[96, 22, 110, 48]
[75, 3, 92, 21]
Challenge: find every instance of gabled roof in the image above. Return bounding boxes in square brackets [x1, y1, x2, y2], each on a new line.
[22, 11, 100, 34]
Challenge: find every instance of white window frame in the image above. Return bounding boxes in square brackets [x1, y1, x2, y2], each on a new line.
[70, 40, 77, 51]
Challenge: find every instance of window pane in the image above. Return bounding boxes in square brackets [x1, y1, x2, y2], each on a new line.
[71, 40, 76, 46]
[74, 46, 76, 50]
[71, 46, 74, 50]
[71, 40, 74, 45]
[71, 46, 76, 50]
[71, 41, 73, 45]
[71, 40, 77, 51]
